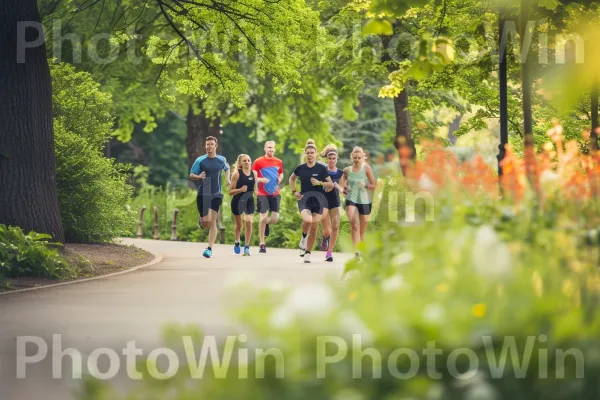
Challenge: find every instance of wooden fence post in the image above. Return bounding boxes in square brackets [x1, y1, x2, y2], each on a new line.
[137, 206, 147, 238]
[153, 206, 159, 240]
[171, 208, 179, 241]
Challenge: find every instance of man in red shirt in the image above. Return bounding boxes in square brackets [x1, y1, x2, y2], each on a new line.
[251, 140, 284, 253]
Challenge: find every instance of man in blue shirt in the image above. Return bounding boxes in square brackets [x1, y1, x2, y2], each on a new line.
[189, 136, 230, 258]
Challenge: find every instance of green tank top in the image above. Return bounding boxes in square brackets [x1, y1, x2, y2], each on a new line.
[347, 164, 370, 204]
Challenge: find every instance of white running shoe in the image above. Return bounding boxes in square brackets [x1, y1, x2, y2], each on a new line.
[299, 234, 307, 250]
[304, 252, 311, 263]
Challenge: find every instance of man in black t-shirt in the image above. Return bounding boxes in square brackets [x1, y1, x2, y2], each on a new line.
[288, 140, 333, 263]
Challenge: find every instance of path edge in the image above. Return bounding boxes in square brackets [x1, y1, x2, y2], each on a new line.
[0, 250, 163, 297]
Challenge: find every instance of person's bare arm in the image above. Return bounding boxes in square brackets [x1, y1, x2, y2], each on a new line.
[229, 171, 246, 195]
[289, 173, 302, 200]
[362, 164, 377, 191]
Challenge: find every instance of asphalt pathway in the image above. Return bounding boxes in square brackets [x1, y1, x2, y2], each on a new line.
[0, 238, 350, 400]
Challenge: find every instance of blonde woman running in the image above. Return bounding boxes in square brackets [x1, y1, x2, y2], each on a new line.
[319, 144, 344, 262]
[340, 146, 376, 260]
[229, 154, 268, 256]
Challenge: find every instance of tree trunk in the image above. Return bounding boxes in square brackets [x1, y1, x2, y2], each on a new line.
[447, 114, 462, 145]
[185, 99, 221, 170]
[393, 88, 414, 154]
[381, 21, 416, 171]
[0, 0, 65, 242]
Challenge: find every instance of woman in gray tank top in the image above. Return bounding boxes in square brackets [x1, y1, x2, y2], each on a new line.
[339, 146, 376, 261]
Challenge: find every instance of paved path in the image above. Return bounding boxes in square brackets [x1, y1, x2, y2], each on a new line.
[0, 239, 350, 400]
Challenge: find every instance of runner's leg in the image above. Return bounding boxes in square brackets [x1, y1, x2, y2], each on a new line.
[346, 205, 360, 250]
[321, 207, 331, 251]
[244, 214, 253, 247]
[208, 209, 219, 248]
[306, 212, 322, 252]
[359, 213, 370, 242]
[234, 215, 243, 244]
[327, 207, 341, 256]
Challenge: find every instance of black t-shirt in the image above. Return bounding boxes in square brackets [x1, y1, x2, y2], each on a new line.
[293, 163, 329, 194]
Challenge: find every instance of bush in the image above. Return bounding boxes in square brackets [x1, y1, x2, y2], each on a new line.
[51, 62, 135, 243]
[0, 225, 73, 279]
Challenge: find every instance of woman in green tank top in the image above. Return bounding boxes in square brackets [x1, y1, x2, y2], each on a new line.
[339, 146, 376, 260]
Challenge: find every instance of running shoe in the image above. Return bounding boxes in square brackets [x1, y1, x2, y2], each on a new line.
[203, 248, 212, 258]
[300, 248, 306, 257]
[325, 251, 333, 262]
[234, 242, 241, 254]
[265, 223, 270, 237]
[243, 246, 250, 256]
[304, 252, 311, 263]
[259, 244, 267, 253]
[299, 234, 307, 250]
[320, 235, 329, 251]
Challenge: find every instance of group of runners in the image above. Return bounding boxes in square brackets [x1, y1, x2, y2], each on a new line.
[189, 136, 376, 263]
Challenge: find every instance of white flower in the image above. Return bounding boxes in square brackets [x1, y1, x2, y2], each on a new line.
[285, 284, 335, 315]
[338, 311, 374, 344]
[472, 225, 512, 279]
[539, 170, 561, 196]
[268, 284, 336, 329]
[381, 275, 404, 292]
[539, 169, 559, 185]
[392, 252, 413, 266]
[418, 174, 437, 191]
[269, 305, 294, 329]
[423, 304, 445, 324]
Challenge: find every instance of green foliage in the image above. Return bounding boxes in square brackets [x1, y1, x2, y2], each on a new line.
[51, 63, 136, 243]
[111, 113, 188, 188]
[0, 225, 73, 280]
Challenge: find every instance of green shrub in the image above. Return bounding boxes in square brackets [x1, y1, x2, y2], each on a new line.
[0, 225, 73, 279]
[51, 62, 135, 243]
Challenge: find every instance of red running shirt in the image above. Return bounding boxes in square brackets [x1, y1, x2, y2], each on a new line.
[252, 156, 283, 196]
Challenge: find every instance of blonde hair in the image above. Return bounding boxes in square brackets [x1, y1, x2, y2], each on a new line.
[264, 140, 276, 148]
[302, 139, 318, 163]
[304, 139, 317, 153]
[233, 154, 250, 171]
[351, 146, 365, 161]
[320, 143, 338, 158]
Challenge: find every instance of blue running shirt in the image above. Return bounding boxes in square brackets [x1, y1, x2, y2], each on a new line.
[190, 155, 229, 195]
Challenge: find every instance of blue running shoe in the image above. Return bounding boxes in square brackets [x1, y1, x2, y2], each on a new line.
[243, 246, 250, 256]
[203, 248, 212, 258]
[234, 242, 241, 254]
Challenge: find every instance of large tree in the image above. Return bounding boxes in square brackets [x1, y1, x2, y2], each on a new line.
[0, 0, 65, 241]
[3, 0, 322, 242]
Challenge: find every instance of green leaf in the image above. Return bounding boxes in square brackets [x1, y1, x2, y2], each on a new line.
[362, 19, 394, 36]
[537, 0, 560, 10]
